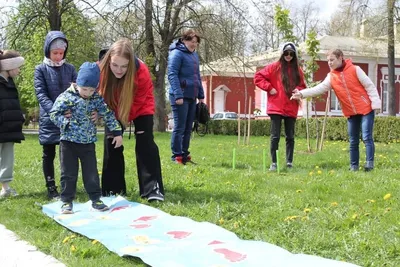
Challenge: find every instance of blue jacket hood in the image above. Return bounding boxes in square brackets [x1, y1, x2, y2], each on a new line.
[44, 31, 69, 59]
[169, 39, 191, 53]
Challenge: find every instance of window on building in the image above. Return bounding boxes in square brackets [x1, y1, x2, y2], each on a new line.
[381, 82, 388, 113]
[330, 91, 341, 111]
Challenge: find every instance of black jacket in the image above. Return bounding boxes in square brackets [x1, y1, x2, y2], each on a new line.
[0, 76, 25, 143]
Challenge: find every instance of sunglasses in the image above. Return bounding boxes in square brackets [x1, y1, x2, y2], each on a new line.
[283, 51, 294, 57]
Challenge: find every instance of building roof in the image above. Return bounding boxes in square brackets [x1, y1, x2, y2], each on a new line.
[201, 35, 400, 76]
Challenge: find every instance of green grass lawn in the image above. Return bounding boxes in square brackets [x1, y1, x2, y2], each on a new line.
[1, 133, 399, 266]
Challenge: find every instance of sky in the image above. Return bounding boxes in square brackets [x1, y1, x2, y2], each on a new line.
[285, 0, 341, 20]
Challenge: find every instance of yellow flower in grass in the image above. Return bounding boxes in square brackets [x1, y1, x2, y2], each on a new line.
[385, 207, 391, 213]
[70, 245, 76, 252]
[351, 214, 358, 220]
[329, 170, 335, 174]
[315, 166, 319, 169]
[296, 189, 302, 193]
[92, 240, 99, 245]
[364, 213, 371, 216]
[62, 237, 70, 244]
[284, 216, 299, 222]
[366, 199, 376, 203]
[303, 208, 311, 213]
[383, 193, 391, 200]
[317, 170, 322, 175]
[309, 171, 313, 176]
[331, 202, 338, 207]
[301, 216, 309, 221]
[219, 218, 224, 224]
[233, 222, 239, 229]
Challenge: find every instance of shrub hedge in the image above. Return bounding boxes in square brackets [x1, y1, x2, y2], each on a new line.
[208, 117, 400, 143]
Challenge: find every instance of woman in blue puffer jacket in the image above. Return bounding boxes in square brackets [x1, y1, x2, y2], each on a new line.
[168, 29, 205, 165]
[34, 31, 77, 199]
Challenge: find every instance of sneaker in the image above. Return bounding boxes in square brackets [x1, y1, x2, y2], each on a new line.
[286, 162, 293, 168]
[0, 188, 18, 198]
[349, 166, 359, 171]
[92, 200, 109, 211]
[173, 156, 185, 165]
[147, 190, 164, 202]
[61, 202, 73, 214]
[269, 163, 277, 171]
[364, 167, 373, 172]
[47, 186, 60, 200]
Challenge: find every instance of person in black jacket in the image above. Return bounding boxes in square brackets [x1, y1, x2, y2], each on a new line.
[0, 50, 25, 198]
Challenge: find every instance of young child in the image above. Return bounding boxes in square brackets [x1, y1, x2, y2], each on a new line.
[0, 50, 25, 198]
[34, 31, 77, 200]
[50, 62, 123, 214]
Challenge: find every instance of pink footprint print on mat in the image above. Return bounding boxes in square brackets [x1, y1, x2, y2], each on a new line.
[167, 231, 191, 239]
[208, 240, 225, 245]
[110, 205, 129, 213]
[130, 224, 151, 229]
[214, 248, 247, 262]
[133, 216, 157, 222]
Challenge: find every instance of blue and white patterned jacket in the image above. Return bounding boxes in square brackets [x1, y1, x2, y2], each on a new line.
[49, 85, 122, 144]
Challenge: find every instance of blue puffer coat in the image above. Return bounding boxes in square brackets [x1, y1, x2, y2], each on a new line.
[34, 31, 77, 145]
[167, 39, 204, 104]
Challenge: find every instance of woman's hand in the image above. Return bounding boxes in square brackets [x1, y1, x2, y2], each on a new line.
[270, 88, 277, 95]
[112, 136, 123, 148]
[291, 89, 303, 100]
[64, 110, 72, 118]
[175, 99, 183, 105]
[91, 111, 98, 122]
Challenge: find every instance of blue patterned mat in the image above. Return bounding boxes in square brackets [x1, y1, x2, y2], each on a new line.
[42, 196, 359, 267]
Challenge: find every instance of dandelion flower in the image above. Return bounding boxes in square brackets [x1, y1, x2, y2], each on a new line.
[296, 189, 302, 193]
[70, 245, 76, 252]
[62, 237, 70, 244]
[92, 240, 99, 245]
[309, 171, 313, 176]
[303, 208, 311, 213]
[317, 170, 322, 175]
[233, 222, 239, 229]
[315, 166, 319, 169]
[331, 202, 338, 207]
[352, 214, 358, 220]
[219, 218, 224, 224]
[383, 193, 391, 200]
[366, 199, 376, 203]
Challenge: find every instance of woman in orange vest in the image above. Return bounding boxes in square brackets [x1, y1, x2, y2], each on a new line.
[291, 49, 381, 171]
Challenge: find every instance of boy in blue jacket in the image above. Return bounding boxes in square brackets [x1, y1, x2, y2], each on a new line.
[50, 62, 123, 214]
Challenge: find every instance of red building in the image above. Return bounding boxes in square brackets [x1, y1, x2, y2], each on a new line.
[200, 35, 400, 117]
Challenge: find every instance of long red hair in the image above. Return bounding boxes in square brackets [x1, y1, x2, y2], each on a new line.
[98, 39, 136, 126]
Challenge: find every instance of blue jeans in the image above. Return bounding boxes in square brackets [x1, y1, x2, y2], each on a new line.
[171, 98, 196, 159]
[347, 110, 375, 169]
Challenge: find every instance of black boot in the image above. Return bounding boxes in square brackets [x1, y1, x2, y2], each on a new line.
[47, 185, 60, 200]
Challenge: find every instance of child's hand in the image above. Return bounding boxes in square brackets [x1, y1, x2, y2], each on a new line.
[112, 136, 123, 148]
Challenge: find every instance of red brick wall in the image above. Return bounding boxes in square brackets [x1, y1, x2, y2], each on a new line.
[202, 76, 255, 114]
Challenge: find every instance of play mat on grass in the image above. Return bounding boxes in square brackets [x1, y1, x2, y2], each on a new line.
[42, 196, 359, 267]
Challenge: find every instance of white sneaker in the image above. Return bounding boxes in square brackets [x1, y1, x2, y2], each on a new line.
[0, 188, 18, 198]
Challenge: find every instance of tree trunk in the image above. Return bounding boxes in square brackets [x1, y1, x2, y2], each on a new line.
[48, 0, 61, 30]
[154, 47, 168, 132]
[388, 0, 396, 116]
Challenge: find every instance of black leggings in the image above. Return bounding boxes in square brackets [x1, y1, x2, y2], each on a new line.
[101, 115, 164, 197]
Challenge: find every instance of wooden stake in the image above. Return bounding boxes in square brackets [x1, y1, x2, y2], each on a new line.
[246, 96, 251, 145]
[237, 101, 241, 145]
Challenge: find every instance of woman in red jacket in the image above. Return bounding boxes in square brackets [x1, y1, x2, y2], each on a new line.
[98, 38, 164, 202]
[254, 42, 306, 171]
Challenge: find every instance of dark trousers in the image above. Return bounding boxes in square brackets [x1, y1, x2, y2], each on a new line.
[170, 98, 196, 159]
[269, 114, 296, 164]
[59, 141, 102, 203]
[101, 115, 164, 197]
[42, 144, 57, 187]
